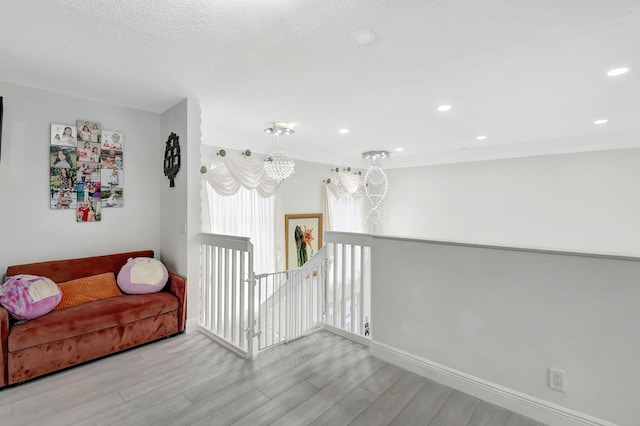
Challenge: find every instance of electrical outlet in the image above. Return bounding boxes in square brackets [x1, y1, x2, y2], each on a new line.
[549, 368, 566, 392]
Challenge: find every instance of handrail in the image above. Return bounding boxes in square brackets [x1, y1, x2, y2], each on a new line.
[324, 231, 373, 247]
[372, 233, 640, 261]
[255, 244, 330, 280]
[200, 232, 253, 252]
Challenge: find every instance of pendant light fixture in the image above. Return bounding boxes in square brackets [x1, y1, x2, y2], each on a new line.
[362, 150, 390, 224]
[264, 122, 295, 181]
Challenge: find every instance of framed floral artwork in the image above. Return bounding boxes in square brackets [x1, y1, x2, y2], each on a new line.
[285, 213, 323, 269]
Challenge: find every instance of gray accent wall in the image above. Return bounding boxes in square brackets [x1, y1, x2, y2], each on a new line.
[371, 236, 640, 425]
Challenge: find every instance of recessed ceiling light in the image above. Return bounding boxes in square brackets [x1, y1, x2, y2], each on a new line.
[476, 135, 487, 140]
[437, 105, 452, 112]
[593, 119, 608, 125]
[339, 128, 349, 134]
[351, 29, 377, 45]
[606, 67, 629, 77]
[395, 147, 404, 152]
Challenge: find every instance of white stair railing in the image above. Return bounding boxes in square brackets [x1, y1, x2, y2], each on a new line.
[199, 233, 255, 358]
[199, 231, 372, 358]
[324, 231, 373, 339]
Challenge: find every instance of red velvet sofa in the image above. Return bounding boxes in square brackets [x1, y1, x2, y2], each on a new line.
[0, 250, 186, 387]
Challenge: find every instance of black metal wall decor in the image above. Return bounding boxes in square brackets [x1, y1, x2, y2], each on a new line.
[163, 132, 181, 187]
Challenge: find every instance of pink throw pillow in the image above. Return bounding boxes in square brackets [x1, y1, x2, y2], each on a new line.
[0, 274, 62, 320]
[117, 257, 168, 294]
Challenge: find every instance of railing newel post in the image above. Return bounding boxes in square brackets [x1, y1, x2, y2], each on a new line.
[246, 241, 256, 359]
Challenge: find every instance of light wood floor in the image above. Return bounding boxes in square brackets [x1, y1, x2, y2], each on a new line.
[0, 330, 547, 426]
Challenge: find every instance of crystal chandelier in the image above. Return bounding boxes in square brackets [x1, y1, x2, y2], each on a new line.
[264, 122, 295, 181]
[362, 150, 390, 224]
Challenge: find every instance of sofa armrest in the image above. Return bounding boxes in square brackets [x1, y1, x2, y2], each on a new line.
[0, 306, 8, 387]
[167, 272, 187, 333]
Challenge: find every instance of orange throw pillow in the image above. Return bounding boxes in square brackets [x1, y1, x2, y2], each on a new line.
[55, 272, 122, 310]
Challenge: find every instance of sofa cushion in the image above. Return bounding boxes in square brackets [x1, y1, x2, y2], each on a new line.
[8, 292, 178, 352]
[55, 272, 122, 310]
[117, 257, 168, 294]
[0, 275, 62, 320]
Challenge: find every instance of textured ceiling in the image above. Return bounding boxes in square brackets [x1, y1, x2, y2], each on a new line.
[1, 0, 639, 168]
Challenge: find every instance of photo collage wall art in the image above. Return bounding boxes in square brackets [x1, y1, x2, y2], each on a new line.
[50, 121, 125, 222]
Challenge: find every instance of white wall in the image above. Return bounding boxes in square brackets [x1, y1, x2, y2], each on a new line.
[384, 148, 640, 257]
[0, 81, 162, 274]
[159, 98, 202, 327]
[278, 159, 328, 216]
[159, 100, 188, 274]
[186, 99, 203, 327]
[370, 237, 640, 426]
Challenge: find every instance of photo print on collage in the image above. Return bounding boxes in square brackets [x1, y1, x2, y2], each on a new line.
[77, 120, 102, 144]
[51, 123, 77, 147]
[50, 124, 78, 210]
[100, 129, 124, 208]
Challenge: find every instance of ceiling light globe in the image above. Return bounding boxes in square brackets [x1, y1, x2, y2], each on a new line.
[264, 150, 295, 181]
[366, 167, 386, 185]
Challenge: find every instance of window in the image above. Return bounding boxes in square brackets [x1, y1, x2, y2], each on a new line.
[207, 185, 276, 274]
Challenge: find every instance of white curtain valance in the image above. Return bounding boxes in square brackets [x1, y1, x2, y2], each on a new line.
[327, 171, 365, 198]
[202, 156, 280, 197]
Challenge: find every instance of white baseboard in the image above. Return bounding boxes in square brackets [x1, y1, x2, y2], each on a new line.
[197, 326, 250, 359]
[321, 323, 371, 347]
[185, 318, 199, 334]
[369, 341, 618, 426]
